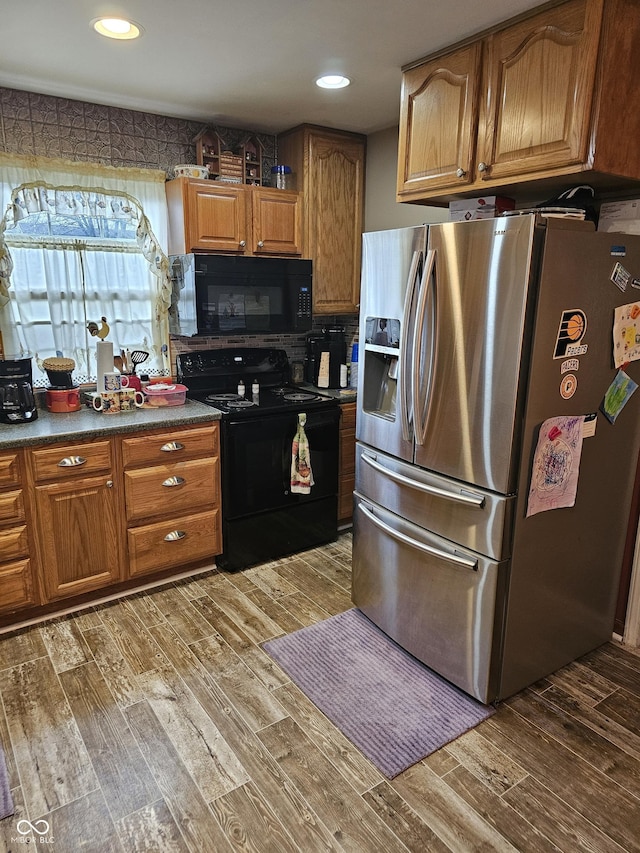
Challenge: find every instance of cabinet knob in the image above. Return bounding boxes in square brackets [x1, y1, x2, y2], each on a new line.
[239, 240, 246, 248]
[162, 475, 186, 488]
[106, 480, 113, 488]
[456, 168, 466, 178]
[257, 240, 264, 249]
[164, 530, 187, 541]
[160, 441, 185, 452]
[58, 455, 86, 467]
[478, 162, 488, 172]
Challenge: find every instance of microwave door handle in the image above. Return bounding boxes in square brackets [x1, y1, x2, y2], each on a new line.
[360, 452, 485, 508]
[412, 249, 437, 446]
[400, 250, 422, 442]
[358, 502, 478, 571]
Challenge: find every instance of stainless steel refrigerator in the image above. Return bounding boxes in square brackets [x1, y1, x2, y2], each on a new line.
[352, 214, 640, 703]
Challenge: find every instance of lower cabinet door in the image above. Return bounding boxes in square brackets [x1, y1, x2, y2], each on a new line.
[35, 476, 124, 601]
[127, 508, 221, 577]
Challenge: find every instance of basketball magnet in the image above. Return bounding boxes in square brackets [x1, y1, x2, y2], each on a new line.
[560, 373, 578, 399]
[554, 309, 588, 359]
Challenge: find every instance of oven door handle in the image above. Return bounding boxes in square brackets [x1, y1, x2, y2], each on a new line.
[358, 502, 478, 571]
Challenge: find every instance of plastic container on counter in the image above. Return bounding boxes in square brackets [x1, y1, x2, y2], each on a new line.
[143, 382, 187, 407]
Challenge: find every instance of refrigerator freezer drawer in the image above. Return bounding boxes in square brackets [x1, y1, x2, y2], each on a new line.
[352, 494, 508, 704]
[355, 443, 514, 561]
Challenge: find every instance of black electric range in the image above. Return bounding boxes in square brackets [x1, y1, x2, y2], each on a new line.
[176, 347, 338, 417]
[176, 347, 340, 571]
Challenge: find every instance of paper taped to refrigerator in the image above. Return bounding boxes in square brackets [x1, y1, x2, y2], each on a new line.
[613, 301, 640, 367]
[526, 415, 586, 517]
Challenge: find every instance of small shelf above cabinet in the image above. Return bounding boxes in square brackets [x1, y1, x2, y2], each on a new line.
[194, 128, 265, 186]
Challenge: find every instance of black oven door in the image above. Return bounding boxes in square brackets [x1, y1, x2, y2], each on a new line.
[222, 407, 339, 518]
[219, 406, 340, 571]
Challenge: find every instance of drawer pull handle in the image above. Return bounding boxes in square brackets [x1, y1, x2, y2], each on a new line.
[162, 476, 185, 487]
[164, 530, 186, 541]
[58, 455, 87, 468]
[160, 441, 185, 452]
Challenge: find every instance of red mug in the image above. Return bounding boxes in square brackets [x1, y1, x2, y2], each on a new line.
[46, 388, 81, 413]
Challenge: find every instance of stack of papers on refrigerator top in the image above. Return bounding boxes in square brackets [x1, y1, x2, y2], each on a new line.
[449, 196, 515, 220]
[597, 200, 640, 234]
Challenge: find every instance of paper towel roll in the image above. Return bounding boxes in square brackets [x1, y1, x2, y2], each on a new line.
[96, 340, 114, 387]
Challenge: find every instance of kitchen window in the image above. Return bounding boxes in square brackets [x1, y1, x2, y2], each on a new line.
[0, 153, 171, 385]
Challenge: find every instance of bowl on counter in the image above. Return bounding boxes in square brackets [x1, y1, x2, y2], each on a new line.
[144, 383, 187, 407]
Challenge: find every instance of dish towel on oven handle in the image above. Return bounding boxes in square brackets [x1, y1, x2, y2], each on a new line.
[291, 412, 314, 494]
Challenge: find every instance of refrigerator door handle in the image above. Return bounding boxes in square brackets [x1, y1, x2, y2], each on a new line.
[359, 502, 478, 571]
[400, 249, 423, 442]
[412, 249, 437, 446]
[361, 452, 485, 508]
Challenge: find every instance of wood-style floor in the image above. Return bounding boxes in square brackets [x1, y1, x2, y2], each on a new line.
[1, 532, 640, 852]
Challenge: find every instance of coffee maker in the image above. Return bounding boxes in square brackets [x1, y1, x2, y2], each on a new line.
[0, 357, 38, 424]
[304, 326, 346, 389]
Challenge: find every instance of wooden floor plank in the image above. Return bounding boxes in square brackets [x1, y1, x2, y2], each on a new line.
[503, 773, 630, 853]
[98, 600, 167, 675]
[363, 780, 451, 853]
[444, 728, 527, 796]
[58, 660, 161, 821]
[0, 655, 98, 818]
[258, 715, 414, 853]
[116, 799, 191, 853]
[147, 585, 217, 644]
[41, 788, 123, 852]
[596, 686, 640, 740]
[82, 624, 145, 708]
[0, 626, 47, 670]
[123, 700, 234, 853]
[196, 573, 284, 643]
[482, 705, 640, 851]
[390, 760, 519, 852]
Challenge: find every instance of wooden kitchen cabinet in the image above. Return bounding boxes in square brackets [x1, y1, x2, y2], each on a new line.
[397, 0, 640, 204]
[0, 450, 38, 614]
[121, 423, 222, 578]
[166, 176, 302, 257]
[277, 125, 366, 314]
[27, 439, 125, 602]
[338, 402, 356, 525]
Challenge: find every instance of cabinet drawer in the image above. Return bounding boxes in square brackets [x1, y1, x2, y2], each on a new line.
[0, 524, 29, 562]
[121, 425, 219, 468]
[0, 489, 25, 525]
[0, 558, 36, 613]
[30, 441, 112, 482]
[0, 452, 21, 488]
[128, 508, 221, 577]
[124, 458, 219, 522]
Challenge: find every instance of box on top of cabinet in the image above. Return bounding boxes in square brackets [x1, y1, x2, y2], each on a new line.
[449, 196, 515, 221]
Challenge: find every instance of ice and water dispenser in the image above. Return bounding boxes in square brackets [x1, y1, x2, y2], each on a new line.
[361, 317, 401, 418]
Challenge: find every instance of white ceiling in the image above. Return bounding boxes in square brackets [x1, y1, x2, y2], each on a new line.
[1, 0, 546, 135]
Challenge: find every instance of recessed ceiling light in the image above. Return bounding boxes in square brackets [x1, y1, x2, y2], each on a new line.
[92, 17, 143, 40]
[315, 75, 351, 89]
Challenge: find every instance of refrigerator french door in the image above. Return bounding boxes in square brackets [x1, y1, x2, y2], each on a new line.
[353, 215, 640, 703]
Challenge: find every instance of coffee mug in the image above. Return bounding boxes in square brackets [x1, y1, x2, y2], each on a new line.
[92, 389, 144, 413]
[102, 372, 135, 392]
[119, 388, 145, 411]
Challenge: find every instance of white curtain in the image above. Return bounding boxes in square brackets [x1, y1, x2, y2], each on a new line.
[0, 152, 172, 384]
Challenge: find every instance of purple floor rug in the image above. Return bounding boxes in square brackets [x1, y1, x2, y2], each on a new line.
[0, 745, 14, 820]
[263, 608, 495, 778]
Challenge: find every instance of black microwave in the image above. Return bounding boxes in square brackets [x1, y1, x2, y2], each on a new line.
[168, 254, 313, 337]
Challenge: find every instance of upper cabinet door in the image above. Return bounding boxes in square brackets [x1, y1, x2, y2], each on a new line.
[397, 42, 482, 201]
[187, 182, 248, 253]
[477, 0, 603, 182]
[251, 188, 302, 255]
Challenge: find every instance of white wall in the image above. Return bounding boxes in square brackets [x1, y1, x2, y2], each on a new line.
[364, 126, 447, 232]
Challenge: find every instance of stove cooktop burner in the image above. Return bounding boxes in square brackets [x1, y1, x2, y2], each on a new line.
[283, 392, 322, 402]
[206, 392, 242, 403]
[227, 399, 257, 409]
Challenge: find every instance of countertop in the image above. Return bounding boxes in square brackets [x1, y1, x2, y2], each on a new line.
[0, 399, 221, 450]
